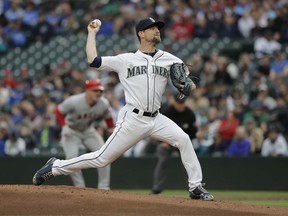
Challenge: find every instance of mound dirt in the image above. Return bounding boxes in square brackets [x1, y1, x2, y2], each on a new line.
[0, 185, 286, 216]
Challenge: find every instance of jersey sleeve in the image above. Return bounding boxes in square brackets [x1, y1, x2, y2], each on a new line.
[58, 97, 74, 115]
[55, 105, 65, 126]
[91, 55, 123, 73]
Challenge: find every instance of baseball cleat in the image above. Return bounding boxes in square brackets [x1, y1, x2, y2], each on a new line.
[189, 184, 214, 201]
[32, 157, 57, 186]
[150, 190, 162, 195]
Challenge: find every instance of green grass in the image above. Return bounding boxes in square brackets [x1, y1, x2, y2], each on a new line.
[121, 189, 288, 208]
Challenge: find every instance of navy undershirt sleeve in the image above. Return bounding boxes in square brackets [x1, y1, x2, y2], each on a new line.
[89, 56, 102, 68]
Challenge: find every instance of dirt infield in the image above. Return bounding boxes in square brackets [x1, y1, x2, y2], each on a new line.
[0, 185, 287, 216]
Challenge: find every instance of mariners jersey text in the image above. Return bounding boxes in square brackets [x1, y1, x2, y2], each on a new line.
[126, 65, 169, 79]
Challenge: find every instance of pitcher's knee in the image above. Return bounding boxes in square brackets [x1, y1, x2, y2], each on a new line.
[97, 157, 111, 168]
[174, 133, 191, 148]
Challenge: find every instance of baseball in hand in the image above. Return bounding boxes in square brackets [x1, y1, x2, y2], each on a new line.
[91, 19, 101, 28]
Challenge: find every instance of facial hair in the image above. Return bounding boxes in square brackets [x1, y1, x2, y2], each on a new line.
[152, 35, 161, 45]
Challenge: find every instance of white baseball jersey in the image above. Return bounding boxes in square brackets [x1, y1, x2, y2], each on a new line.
[58, 93, 112, 132]
[97, 50, 182, 112]
[53, 49, 203, 192]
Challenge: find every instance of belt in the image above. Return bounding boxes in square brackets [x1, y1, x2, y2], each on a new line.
[133, 108, 158, 117]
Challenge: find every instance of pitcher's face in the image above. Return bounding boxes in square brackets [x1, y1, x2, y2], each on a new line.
[141, 26, 161, 45]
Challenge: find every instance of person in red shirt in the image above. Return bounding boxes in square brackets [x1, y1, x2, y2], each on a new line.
[217, 110, 240, 152]
[1, 69, 17, 89]
[171, 14, 193, 41]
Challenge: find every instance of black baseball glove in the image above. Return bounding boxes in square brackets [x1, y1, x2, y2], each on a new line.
[170, 63, 194, 96]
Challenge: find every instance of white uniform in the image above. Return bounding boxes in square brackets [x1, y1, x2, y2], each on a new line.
[57, 93, 111, 189]
[52, 50, 203, 191]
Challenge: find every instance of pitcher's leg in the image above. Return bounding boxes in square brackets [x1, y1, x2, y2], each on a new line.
[151, 114, 202, 191]
[52, 110, 147, 177]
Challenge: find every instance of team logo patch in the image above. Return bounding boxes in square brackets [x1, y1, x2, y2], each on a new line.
[149, 17, 155, 22]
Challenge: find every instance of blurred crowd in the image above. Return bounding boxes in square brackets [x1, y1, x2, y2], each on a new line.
[0, 0, 288, 157]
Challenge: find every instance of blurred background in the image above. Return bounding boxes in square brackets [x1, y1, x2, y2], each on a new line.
[0, 0, 288, 190]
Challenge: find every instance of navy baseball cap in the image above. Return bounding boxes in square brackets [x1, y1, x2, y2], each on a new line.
[136, 17, 165, 33]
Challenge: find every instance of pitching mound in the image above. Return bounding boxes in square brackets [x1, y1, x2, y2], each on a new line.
[0, 185, 286, 216]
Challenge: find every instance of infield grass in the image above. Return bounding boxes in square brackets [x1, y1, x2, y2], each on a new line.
[122, 190, 288, 208]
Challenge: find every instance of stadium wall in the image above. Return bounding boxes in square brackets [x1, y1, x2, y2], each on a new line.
[0, 157, 287, 190]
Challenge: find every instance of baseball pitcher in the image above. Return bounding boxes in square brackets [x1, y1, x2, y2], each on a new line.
[33, 17, 214, 201]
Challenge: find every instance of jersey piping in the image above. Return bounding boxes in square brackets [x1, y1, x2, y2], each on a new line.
[152, 51, 165, 113]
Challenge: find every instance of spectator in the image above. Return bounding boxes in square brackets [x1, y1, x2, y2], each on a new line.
[238, 11, 255, 38]
[193, 15, 212, 39]
[55, 1, 75, 35]
[257, 0, 276, 29]
[254, 29, 282, 58]
[194, 96, 210, 126]
[217, 13, 242, 39]
[206, 107, 221, 142]
[256, 83, 277, 112]
[207, 132, 223, 157]
[0, 86, 10, 109]
[193, 107, 221, 156]
[19, 100, 42, 141]
[248, 73, 265, 101]
[20, 67, 33, 89]
[261, 124, 288, 157]
[226, 88, 246, 123]
[193, 122, 212, 156]
[22, 2, 38, 29]
[114, 4, 136, 36]
[237, 52, 256, 81]
[8, 80, 27, 107]
[234, 0, 251, 18]
[199, 61, 215, 87]
[1, 69, 17, 89]
[4, 0, 24, 22]
[187, 52, 204, 78]
[3, 19, 27, 47]
[255, 55, 272, 78]
[33, 13, 54, 42]
[214, 56, 234, 86]
[170, 13, 193, 41]
[242, 100, 269, 134]
[46, 7, 62, 34]
[218, 110, 240, 151]
[10, 104, 22, 125]
[270, 52, 288, 78]
[272, 5, 288, 43]
[97, 4, 118, 37]
[249, 127, 264, 156]
[227, 126, 250, 156]
[18, 124, 37, 149]
[39, 103, 57, 148]
[4, 131, 26, 156]
[39, 118, 50, 148]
